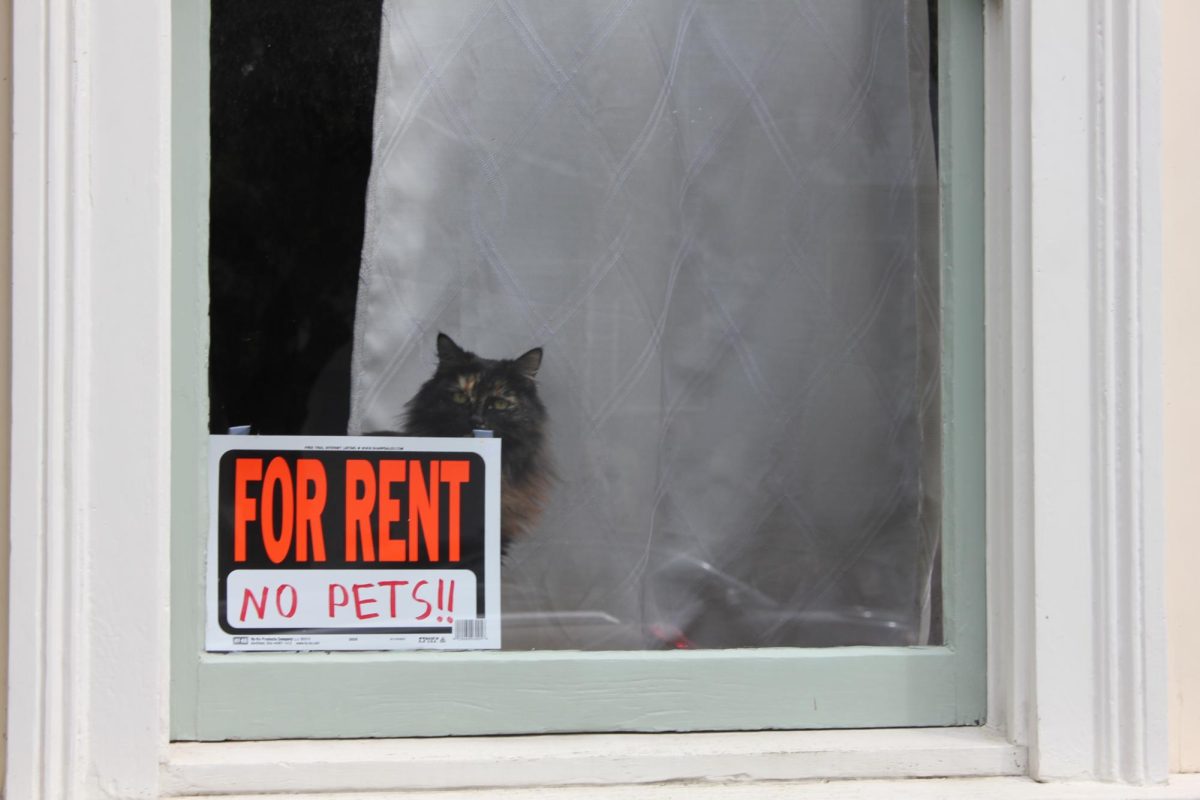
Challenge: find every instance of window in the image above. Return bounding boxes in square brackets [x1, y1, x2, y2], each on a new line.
[9, 0, 1171, 792]
[172, 0, 985, 740]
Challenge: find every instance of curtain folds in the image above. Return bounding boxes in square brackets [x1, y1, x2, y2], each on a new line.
[350, 0, 939, 649]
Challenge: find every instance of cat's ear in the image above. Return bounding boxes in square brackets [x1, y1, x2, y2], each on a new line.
[513, 347, 543, 379]
[436, 332, 468, 364]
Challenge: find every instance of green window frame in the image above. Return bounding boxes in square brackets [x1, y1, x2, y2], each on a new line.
[170, 0, 985, 740]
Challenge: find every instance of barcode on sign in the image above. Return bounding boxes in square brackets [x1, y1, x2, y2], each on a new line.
[453, 619, 487, 640]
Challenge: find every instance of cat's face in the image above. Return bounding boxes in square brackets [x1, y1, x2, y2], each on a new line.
[404, 333, 546, 442]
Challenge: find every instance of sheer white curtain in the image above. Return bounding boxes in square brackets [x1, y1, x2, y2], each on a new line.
[350, 0, 939, 649]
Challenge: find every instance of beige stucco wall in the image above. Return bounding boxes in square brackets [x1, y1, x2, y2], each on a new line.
[1165, 0, 1200, 776]
[0, 0, 12, 784]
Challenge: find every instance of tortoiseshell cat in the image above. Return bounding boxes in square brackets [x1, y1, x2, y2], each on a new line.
[401, 333, 551, 550]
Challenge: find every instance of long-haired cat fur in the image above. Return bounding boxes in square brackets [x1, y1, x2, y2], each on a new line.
[400, 333, 551, 550]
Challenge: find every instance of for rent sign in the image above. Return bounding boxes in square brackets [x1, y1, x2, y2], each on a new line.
[206, 436, 501, 651]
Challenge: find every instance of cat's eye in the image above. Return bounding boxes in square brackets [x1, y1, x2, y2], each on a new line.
[489, 398, 512, 411]
[451, 391, 468, 404]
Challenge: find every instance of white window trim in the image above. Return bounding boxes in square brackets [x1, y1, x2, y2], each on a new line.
[4, 0, 1172, 797]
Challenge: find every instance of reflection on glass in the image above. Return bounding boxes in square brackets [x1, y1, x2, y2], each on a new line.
[211, 0, 941, 651]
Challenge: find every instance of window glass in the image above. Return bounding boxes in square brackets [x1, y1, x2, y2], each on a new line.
[209, 0, 941, 652]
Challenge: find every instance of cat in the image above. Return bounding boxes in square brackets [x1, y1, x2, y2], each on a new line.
[399, 332, 551, 551]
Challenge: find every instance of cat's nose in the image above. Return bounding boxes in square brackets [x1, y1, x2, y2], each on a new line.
[470, 413, 485, 428]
